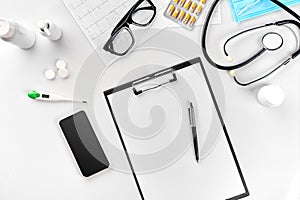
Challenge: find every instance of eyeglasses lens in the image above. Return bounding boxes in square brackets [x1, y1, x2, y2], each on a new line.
[110, 27, 134, 55]
[132, 1, 155, 26]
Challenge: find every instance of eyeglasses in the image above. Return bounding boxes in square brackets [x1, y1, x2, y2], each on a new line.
[103, 0, 156, 56]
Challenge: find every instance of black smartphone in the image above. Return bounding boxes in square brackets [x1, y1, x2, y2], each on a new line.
[59, 111, 109, 177]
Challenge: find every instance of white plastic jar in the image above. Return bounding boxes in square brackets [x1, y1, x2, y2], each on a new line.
[257, 85, 285, 107]
[0, 18, 36, 49]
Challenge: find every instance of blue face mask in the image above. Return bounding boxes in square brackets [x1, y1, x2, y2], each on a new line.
[228, 0, 300, 22]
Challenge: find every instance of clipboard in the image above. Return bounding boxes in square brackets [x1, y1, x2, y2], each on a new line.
[103, 57, 249, 200]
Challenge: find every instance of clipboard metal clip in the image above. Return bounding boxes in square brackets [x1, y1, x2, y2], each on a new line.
[132, 69, 177, 96]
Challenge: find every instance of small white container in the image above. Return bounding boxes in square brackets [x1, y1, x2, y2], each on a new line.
[0, 18, 36, 49]
[37, 20, 62, 41]
[257, 85, 285, 107]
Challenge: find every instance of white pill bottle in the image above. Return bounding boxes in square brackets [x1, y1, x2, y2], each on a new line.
[257, 85, 285, 107]
[0, 18, 36, 49]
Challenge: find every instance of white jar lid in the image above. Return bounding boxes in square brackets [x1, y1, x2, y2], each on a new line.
[258, 85, 285, 107]
[0, 19, 15, 38]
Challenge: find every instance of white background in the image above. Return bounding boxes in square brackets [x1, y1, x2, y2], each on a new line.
[0, 0, 299, 199]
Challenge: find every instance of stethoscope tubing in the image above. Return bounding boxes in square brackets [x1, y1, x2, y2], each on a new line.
[201, 0, 300, 86]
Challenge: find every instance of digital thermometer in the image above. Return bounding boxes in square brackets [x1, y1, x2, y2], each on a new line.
[28, 90, 87, 103]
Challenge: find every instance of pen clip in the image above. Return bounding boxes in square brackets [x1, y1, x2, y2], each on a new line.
[188, 102, 195, 126]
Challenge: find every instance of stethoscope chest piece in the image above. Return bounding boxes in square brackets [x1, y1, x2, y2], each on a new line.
[202, 0, 300, 86]
[262, 32, 284, 51]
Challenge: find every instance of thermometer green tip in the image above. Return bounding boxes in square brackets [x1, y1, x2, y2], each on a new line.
[28, 90, 40, 99]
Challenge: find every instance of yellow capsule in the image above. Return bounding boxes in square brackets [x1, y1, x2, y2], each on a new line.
[201, 0, 207, 4]
[183, 14, 191, 24]
[189, 16, 196, 26]
[178, 10, 186, 21]
[184, 0, 192, 10]
[190, 2, 198, 13]
[167, 4, 175, 15]
[195, 5, 203, 15]
[172, 8, 180, 18]
[173, 0, 180, 3]
[179, 0, 186, 6]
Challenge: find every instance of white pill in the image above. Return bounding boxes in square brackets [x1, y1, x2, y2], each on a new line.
[58, 68, 69, 79]
[45, 69, 56, 80]
[56, 59, 67, 69]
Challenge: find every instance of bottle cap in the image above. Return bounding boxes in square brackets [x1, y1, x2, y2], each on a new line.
[0, 19, 15, 38]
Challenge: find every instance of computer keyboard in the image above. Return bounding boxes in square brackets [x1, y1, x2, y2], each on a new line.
[63, 0, 167, 43]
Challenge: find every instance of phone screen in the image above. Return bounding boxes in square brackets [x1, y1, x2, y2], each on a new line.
[59, 111, 109, 177]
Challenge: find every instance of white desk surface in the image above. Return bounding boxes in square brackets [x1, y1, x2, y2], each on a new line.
[0, 0, 299, 200]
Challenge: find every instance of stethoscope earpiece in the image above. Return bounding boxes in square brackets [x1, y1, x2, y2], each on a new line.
[261, 32, 284, 51]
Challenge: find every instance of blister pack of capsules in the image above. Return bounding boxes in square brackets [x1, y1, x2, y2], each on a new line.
[164, 0, 207, 30]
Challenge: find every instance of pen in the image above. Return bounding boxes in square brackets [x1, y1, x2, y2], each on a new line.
[188, 101, 199, 163]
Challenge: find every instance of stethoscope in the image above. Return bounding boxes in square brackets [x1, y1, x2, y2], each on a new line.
[202, 0, 300, 86]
